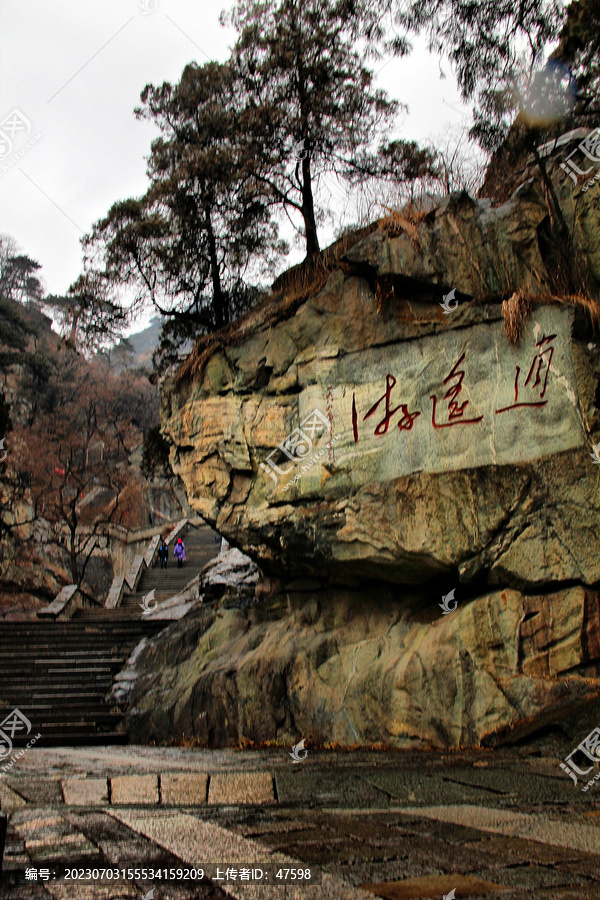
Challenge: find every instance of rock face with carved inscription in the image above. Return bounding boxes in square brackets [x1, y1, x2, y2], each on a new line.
[134, 135, 600, 750]
[162, 229, 600, 588]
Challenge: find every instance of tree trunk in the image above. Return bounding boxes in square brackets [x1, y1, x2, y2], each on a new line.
[533, 144, 580, 295]
[301, 154, 321, 259]
[68, 310, 81, 347]
[204, 204, 227, 329]
[69, 529, 78, 584]
[292, 7, 320, 262]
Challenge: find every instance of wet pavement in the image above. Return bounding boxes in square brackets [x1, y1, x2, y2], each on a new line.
[1, 745, 599, 899]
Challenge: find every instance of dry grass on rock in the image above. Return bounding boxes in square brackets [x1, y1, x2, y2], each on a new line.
[502, 290, 600, 345]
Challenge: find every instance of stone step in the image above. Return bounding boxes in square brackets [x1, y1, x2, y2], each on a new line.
[1, 710, 116, 724]
[141, 563, 212, 575]
[3, 711, 122, 725]
[1, 656, 126, 666]
[139, 569, 208, 579]
[71, 607, 169, 618]
[71, 609, 154, 620]
[0, 624, 161, 635]
[0, 690, 115, 698]
[0, 626, 163, 637]
[0, 657, 124, 667]
[146, 564, 209, 569]
[0, 650, 136, 657]
[0, 648, 142, 659]
[0, 697, 114, 708]
[8, 731, 128, 746]
[0, 690, 115, 700]
[0, 671, 116, 681]
[0, 674, 118, 684]
[0, 641, 150, 649]
[0, 681, 115, 692]
[0, 696, 115, 706]
[122, 586, 197, 601]
[0, 681, 118, 691]
[122, 591, 189, 602]
[0, 665, 118, 676]
[147, 553, 213, 559]
[0, 627, 158, 635]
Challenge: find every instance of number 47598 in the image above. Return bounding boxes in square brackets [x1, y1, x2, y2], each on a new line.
[276, 869, 311, 879]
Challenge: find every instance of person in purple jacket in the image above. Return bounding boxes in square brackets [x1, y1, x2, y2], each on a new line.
[174, 537, 186, 568]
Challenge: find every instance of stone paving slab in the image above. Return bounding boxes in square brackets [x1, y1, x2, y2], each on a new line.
[161, 772, 208, 806]
[110, 775, 159, 806]
[62, 777, 109, 806]
[437, 765, 578, 805]
[108, 809, 368, 899]
[47, 883, 139, 899]
[528, 890, 600, 899]
[359, 770, 510, 807]
[241, 807, 600, 896]
[10, 807, 100, 864]
[7, 776, 63, 806]
[460, 829, 590, 866]
[0, 780, 27, 812]
[209, 773, 274, 806]
[275, 770, 394, 808]
[361, 873, 509, 898]
[398, 804, 600, 856]
[60, 809, 229, 898]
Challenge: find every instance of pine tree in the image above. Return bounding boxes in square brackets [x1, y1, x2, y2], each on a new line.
[225, 0, 406, 258]
[84, 60, 285, 365]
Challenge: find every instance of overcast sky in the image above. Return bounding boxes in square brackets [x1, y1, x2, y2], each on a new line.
[0, 0, 473, 332]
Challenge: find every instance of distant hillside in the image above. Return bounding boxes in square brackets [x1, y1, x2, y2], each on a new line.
[110, 317, 163, 370]
[129, 317, 163, 363]
[111, 316, 197, 372]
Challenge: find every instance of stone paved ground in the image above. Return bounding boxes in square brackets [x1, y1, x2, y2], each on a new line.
[1, 746, 600, 899]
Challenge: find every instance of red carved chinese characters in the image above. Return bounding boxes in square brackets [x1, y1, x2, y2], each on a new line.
[352, 374, 420, 442]
[495, 333, 556, 414]
[431, 351, 484, 428]
[351, 336, 558, 444]
[365, 374, 402, 435]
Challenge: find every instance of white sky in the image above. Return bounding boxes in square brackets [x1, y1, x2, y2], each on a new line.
[0, 0, 474, 332]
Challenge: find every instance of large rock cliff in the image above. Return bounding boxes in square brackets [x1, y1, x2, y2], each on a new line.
[125, 132, 600, 750]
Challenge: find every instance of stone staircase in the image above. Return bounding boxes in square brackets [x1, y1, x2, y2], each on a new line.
[122, 524, 221, 608]
[0, 525, 221, 746]
[70, 524, 221, 621]
[0, 620, 163, 746]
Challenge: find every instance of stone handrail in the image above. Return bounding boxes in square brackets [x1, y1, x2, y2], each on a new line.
[105, 576, 126, 609]
[165, 519, 187, 546]
[74, 516, 191, 546]
[144, 534, 160, 568]
[125, 555, 145, 592]
[75, 485, 105, 512]
[100, 518, 183, 544]
[51, 519, 181, 544]
[37, 585, 79, 620]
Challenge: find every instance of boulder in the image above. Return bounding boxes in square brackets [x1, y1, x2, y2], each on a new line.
[162, 177, 600, 590]
[134, 133, 600, 750]
[124, 581, 600, 750]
